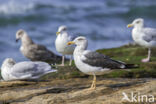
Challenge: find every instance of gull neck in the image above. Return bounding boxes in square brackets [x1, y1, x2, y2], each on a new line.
[21, 34, 34, 46]
[74, 43, 88, 54]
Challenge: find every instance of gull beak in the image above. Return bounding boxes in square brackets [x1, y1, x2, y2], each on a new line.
[16, 39, 19, 43]
[127, 24, 133, 28]
[67, 41, 75, 45]
[56, 32, 60, 35]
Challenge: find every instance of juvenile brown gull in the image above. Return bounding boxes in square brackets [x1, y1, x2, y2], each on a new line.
[16, 29, 61, 63]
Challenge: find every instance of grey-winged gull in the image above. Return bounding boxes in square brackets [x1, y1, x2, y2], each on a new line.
[67, 36, 132, 90]
[1, 58, 57, 81]
[127, 18, 156, 62]
[55, 25, 75, 66]
[16, 29, 61, 63]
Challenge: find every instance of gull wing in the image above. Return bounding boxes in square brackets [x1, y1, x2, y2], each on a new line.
[11, 61, 56, 79]
[26, 44, 56, 61]
[81, 51, 125, 69]
[142, 28, 156, 42]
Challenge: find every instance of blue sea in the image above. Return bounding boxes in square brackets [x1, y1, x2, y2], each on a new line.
[0, 0, 156, 65]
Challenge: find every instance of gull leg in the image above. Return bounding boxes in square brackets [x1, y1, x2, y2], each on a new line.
[92, 74, 96, 89]
[88, 74, 96, 90]
[58, 55, 65, 66]
[69, 55, 72, 66]
[90, 78, 94, 88]
[62, 55, 65, 66]
[142, 48, 151, 63]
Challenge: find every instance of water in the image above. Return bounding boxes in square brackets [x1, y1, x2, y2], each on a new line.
[0, 0, 156, 64]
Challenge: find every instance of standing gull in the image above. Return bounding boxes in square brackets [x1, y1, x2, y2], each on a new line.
[1, 58, 57, 81]
[67, 36, 131, 90]
[127, 18, 156, 62]
[16, 29, 61, 63]
[55, 25, 75, 66]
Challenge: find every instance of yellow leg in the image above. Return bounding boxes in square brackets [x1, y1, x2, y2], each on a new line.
[90, 79, 94, 88]
[92, 74, 96, 89]
[88, 74, 96, 90]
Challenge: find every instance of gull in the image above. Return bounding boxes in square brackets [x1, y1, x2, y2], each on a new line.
[127, 18, 156, 62]
[1, 58, 57, 81]
[55, 25, 75, 66]
[16, 29, 61, 63]
[67, 36, 132, 90]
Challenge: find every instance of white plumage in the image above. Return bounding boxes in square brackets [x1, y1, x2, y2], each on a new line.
[127, 18, 156, 62]
[55, 25, 75, 66]
[1, 58, 57, 81]
[67, 36, 128, 90]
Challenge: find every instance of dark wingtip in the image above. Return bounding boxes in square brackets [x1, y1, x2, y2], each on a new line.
[125, 64, 139, 69]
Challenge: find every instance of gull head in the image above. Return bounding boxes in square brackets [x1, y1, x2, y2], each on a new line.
[16, 29, 26, 42]
[67, 36, 88, 49]
[127, 18, 144, 28]
[56, 25, 67, 35]
[1, 58, 16, 68]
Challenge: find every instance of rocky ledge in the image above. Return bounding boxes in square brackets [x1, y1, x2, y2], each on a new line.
[0, 44, 156, 104]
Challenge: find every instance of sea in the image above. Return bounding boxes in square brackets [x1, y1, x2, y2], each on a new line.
[0, 0, 156, 64]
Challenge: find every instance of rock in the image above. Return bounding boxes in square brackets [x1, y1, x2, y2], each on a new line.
[0, 79, 155, 104]
[0, 44, 156, 104]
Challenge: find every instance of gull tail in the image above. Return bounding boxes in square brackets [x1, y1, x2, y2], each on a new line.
[111, 59, 137, 69]
[125, 64, 138, 69]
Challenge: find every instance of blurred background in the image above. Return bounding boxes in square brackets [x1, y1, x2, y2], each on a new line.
[0, 0, 156, 64]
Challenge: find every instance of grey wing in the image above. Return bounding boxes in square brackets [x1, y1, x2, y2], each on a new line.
[33, 62, 57, 74]
[11, 62, 56, 79]
[28, 44, 54, 61]
[81, 51, 125, 69]
[11, 62, 38, 79]
[143, 28, 156, 42]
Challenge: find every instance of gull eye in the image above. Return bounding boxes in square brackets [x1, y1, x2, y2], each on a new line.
[136, 21, 140, 24]
[77, 38, 84, 41]
[62, 28, 67, 31]
[18, 31, 24, 36]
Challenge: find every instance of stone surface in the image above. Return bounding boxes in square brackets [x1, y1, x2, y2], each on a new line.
[0, 78, 155, 104]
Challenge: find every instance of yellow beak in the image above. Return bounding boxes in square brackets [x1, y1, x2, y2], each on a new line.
[67, 41, 75, 45]
[127, 24, 133, 28]
[56, 32, 60, 35]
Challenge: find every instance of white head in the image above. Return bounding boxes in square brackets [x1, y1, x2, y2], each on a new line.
[127, 18, 144, 28]
[67, 36, 88, 50]
[16, 29, 26, 42]
[1, 58, 16, 69]
[56, 25, 67, 35]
